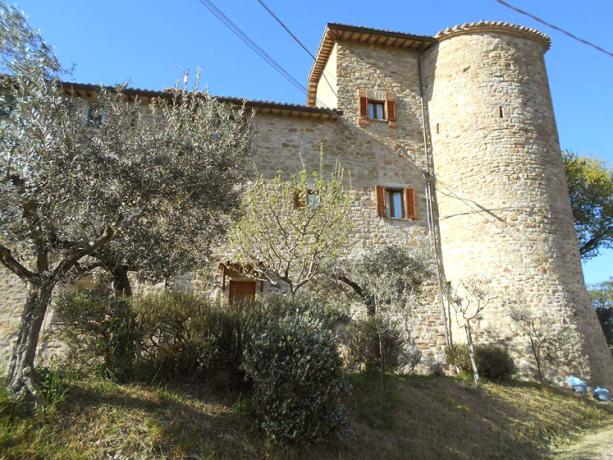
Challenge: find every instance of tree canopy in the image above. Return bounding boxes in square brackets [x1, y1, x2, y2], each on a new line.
[0, 1, 253, 399]
[562, 150, 612, 260]
[229, 164, 351, 296]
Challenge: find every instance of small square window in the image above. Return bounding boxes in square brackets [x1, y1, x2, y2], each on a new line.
[385, 189, 405, 219]
[85, 102, 103, 127]
[367, 100, 386, 120]
[0, 94, 15, 118]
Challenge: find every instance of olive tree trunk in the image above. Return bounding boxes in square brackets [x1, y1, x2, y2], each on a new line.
[110, 264, 132, 297]
[464, 325, 480, 385]
[6, 280, 55, 401]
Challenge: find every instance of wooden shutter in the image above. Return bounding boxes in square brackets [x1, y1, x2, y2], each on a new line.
[293, 190, 305, 209]
[359, 95, 368, 118]
[357, 89, 370, 127]
[386, 97, 396, 122]
[376, 186, 386, 217]
[404, 188, 416, 219]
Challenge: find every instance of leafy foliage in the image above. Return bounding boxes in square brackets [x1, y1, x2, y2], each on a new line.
[55, 287, 139, 380]
[346, 316, 421, 374]
[230, 163, 351, 296]
[242, 297, 349, 443]
[336, 245, 432, 383]
[133, 292, 244, 384]
[562, 150, 612, 260]
[0, 2, 253, 398]
[338, 244, 433, 317]
[445, 344, 515, 381]
[88, 82, 254, 293]
[56, 289, 244, 384]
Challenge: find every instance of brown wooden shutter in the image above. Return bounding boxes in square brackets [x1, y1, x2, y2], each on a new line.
[386, 97, 396, 122]
[359, 95, 368, 118]
[376, 186, 386, 217]
[404, 188, 416, 219]
[293, 190, 305, 209]
[357, 89, 370, 127]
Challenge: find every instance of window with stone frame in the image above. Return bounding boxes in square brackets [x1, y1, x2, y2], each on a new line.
[375, 185, 416, 219]
[85, 102, 103, 127]
[0, 93, 15, 118]
[358, 90, 397, 127]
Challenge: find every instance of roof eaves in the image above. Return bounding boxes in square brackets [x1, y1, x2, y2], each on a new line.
[307, 23, 437, 107]
[59, 81, 341, 120]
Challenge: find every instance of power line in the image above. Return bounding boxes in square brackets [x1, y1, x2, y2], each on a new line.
[255, 0, 338, 99]
[495, 0, 613, 57]
[193, 0, 311, 98]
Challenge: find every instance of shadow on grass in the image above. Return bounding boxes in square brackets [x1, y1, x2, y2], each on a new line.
[339, 373, 609, 460]
[63, 378, 264, 458]
[1, 374, 609, 460]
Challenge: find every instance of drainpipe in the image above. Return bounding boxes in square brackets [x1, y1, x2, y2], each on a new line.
[417, 46, 452, 347]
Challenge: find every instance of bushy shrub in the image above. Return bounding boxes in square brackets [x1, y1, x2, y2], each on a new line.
[56, 289, 243, 384]
[242, 298, 349, 443]
[133, 292, 243, 384]
[400, 344, 422, 374]
[445, 343, 515, 381]
[55, 287, 138, 379]
[445, 343, 472, 374]
[475, 345, 516, 381]
[346, 316, 406, 373]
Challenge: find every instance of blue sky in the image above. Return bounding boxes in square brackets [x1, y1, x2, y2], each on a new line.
[13, 0, 612, 285]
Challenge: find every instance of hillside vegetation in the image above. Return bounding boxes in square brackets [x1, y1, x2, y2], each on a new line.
[1, 373, 611, 460]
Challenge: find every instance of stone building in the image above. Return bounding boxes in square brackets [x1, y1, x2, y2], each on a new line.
[1, 21, 612, 386]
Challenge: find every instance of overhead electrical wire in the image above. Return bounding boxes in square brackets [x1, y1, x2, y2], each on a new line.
[194, 0, 329, 105]
[255, 0, 338, 98]
[495, 0, 612, 57]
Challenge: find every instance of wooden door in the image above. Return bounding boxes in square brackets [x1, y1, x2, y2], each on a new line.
[228, 280, 256, 305]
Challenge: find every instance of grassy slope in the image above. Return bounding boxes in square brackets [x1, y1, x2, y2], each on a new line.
[1, 374, 611, 460]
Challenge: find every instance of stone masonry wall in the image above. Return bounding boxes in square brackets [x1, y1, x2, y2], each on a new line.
[0, 106, 447, 368]
[4, 23, 605, 385]
[249, 111, 447, 358]
[424, 29, 613, 386]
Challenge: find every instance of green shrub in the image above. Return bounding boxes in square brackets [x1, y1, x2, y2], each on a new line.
[133, 292, 244, 384]
[445, 343, 515, 381]
[56, 289, 244, 384]
[37, 367, 67, 410]
[475, 345, 516, 381]
[445, 344, 472, 374]
[55, 286, 139, 380]
[346, 316, 406, 373]
[242, 297, 349, 443]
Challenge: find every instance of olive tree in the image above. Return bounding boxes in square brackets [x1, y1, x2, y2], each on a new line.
[84, 82, 253, 296]
[229, 164, 351, 296]
[0, 3, 253, 399]
[449, 278, 493, 385]
[337, 244, 432, 385]
[507, 300, 572, 383]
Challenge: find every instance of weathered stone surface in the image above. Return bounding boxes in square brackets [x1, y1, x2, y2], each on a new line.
[424, 28, 613, 386]
[0, 21, 610, 386]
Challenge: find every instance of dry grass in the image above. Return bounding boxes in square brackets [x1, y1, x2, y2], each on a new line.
[0, 373, 611, 459]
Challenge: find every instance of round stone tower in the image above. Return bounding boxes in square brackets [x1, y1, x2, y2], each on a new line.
[425, 21, 613, 385]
